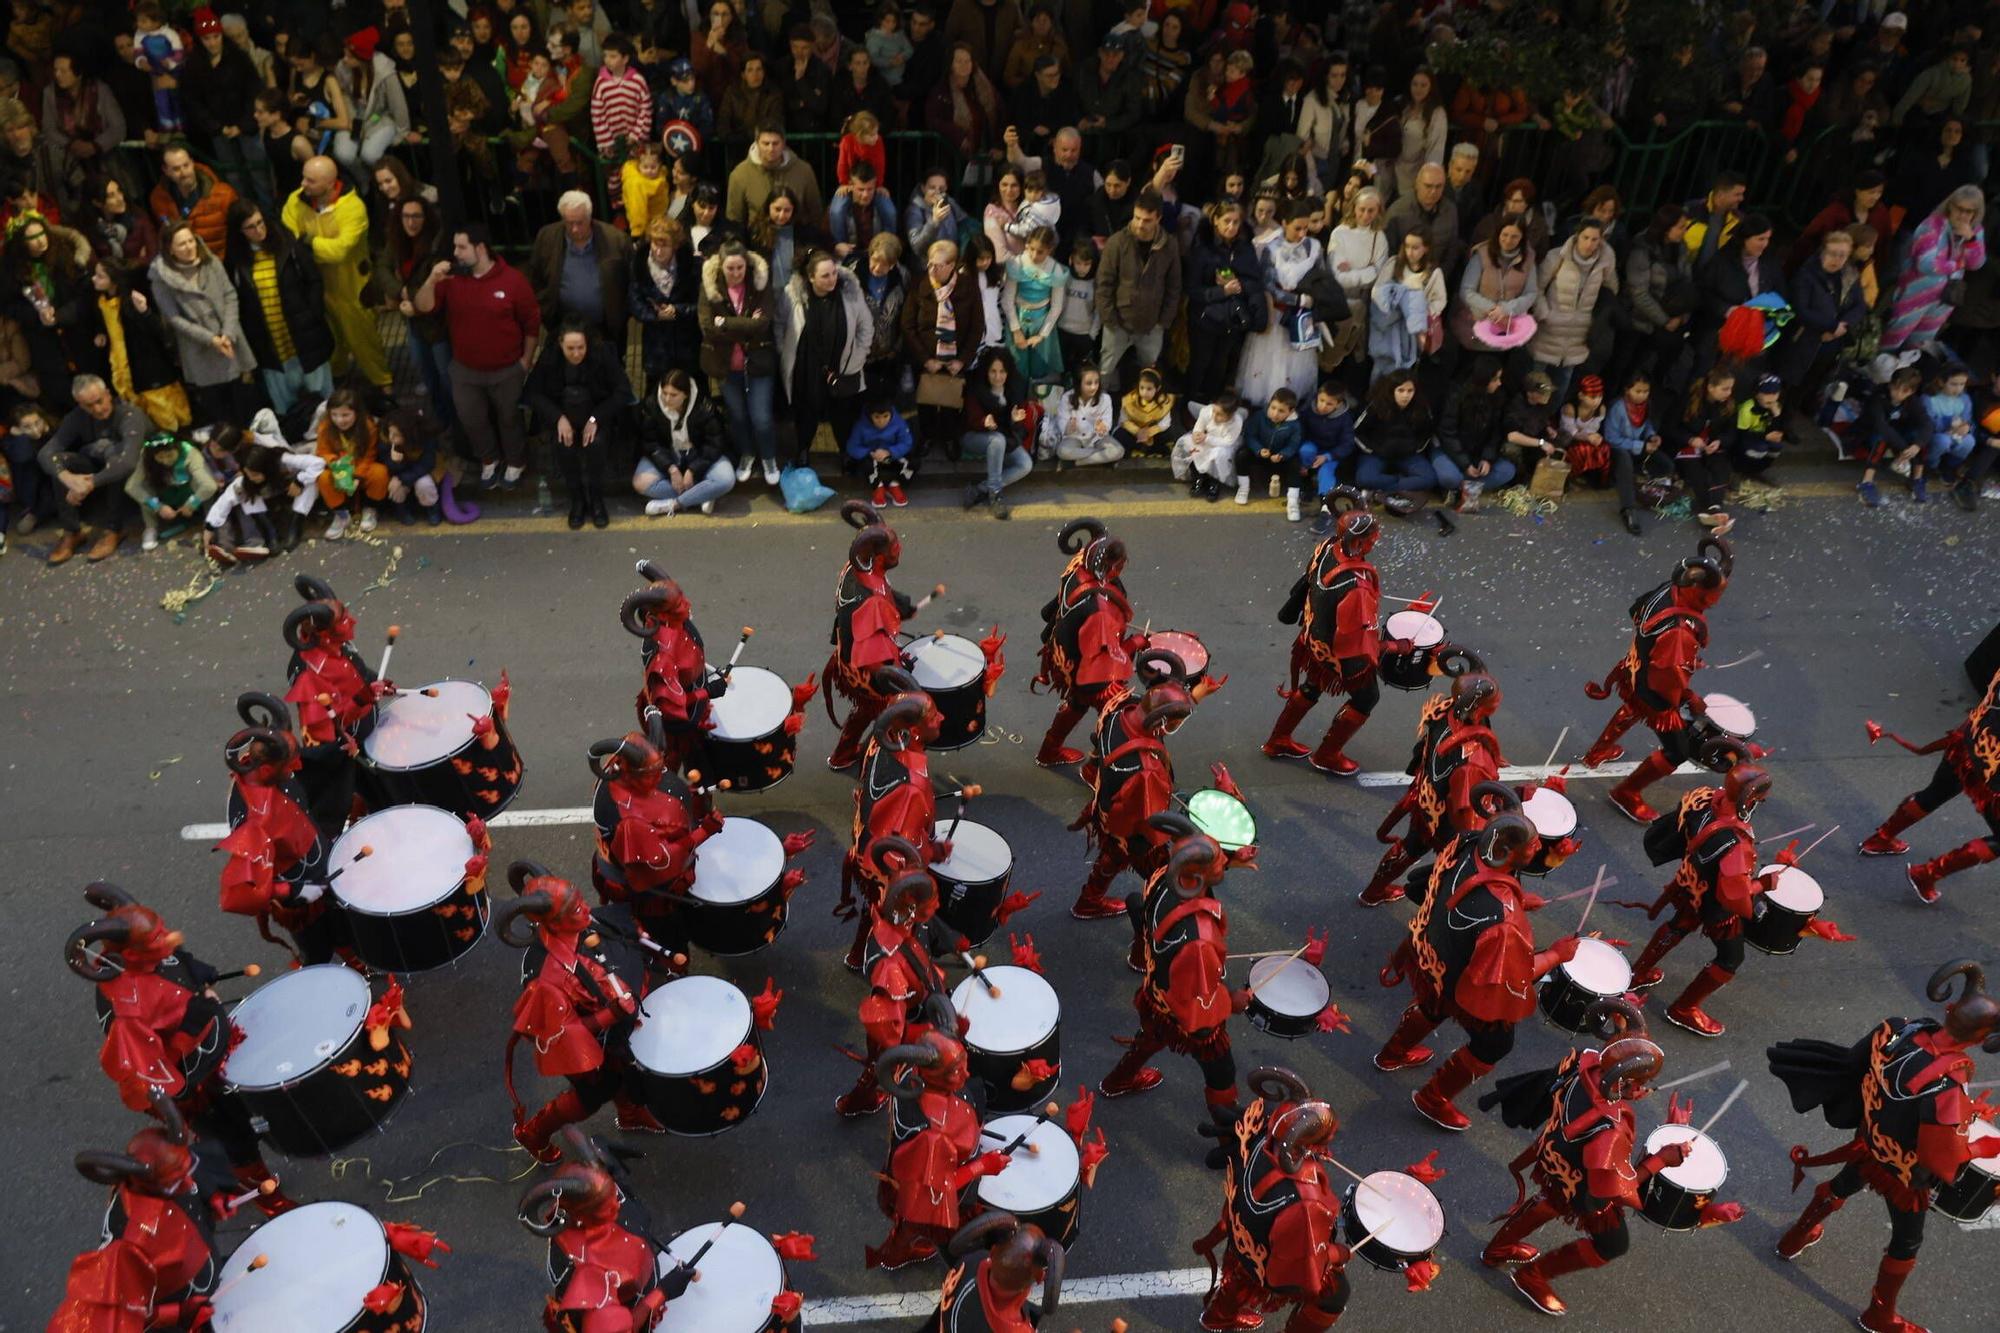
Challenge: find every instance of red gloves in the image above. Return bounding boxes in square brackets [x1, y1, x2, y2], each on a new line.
[1773, 839, 1802, 868]
[930, 840, 954, 863]
[1079, 1127, 1110, 1187]
[789, 674, 819, 713]
[362, 1282, 407, 1314]
[382, 1223, 450, 1267]
[781, 829, 816, 857]
[1209, 761, 1244, 800]
[1404, 1150, 1446, 1183]
[1065, 1087, 1096, 1143]
[952, 1152, 1012, 1188]
[1316, 1003, 1352, 1034]
[1231, 986, 1254, 1014]
[1009, 932, 1044, 973]
[1805, 918, 1856, 943]
[778, 868, 807, 897]
[1698, 1202, 1745, 1227]
[1667, 1093, 1694, 1126]
[1404, 1257, 1439, 1292]
[770, 1232, 818, 1262]
[750, 979, 783, 1031]
[994, 890, 1041, 925]
[1300, 926, 1327, 966]
[1552, 936, 1582, 964]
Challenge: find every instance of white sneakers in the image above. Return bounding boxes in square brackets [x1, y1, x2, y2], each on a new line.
[358, 507, 378, 533]
[761, 460, 782, 486]
[645, 498, 679, 517]
[735, 456, 755, 482]
[502, 465, 525, 485]
[1235, 477, 1252, 505]
[326, 510, 351, 539]
[701, 500, 716, 514]
[479, 461, 497, 484]
[1285, 487, 1302, 522]
[141, 529, 160, 552]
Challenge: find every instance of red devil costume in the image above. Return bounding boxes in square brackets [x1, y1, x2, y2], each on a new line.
[1769, 959, 2000, 1333]
[1357, 671, 1506, 907]
[1193, 1068, 1355, 1332]
[281, 575, 384, 814]
[1860, 672, 2000, 902]
[217, 691, 350, 964]
[868, 1026, 1012, 1271]
[930, 1213, 1066, 1333]
[827, 501, 931, 770]
[1378, 800, 1582, 1131]
[1479, 1000, 1741, 1317]
[1581, 539, 1734, 823]
[588, 714, 717, 954]
[502, 863, 665, 1158]
[1627, 740, 1774, 1038]
[841, 677, 956, 969]
[621, 569, 714, 772]
[518, 1127, 687, 1333]
[1069, 651, 1217, 920]
[1035, 518, 1144, 768]
[837, 841, 961, 1118]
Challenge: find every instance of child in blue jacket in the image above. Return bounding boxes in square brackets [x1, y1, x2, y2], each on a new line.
[845, 398, 916, 507]
[1234, 387, 1306, 518]
[1297, 381, 1357, 517]
[1921, 364, 1977, 493]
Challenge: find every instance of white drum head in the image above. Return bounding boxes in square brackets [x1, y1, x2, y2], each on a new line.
[930, 819, 1012, 881]
[1562, 938, 1633, 995]
[225, 966, 370, 1091]
[1147, 630, 1209, 675]
[330, 805, 472, 913]
[1970, 1119, 2000, 1180]
[706, 666, 791, 740]
[978, 1114, 1081, 1212]
[1385, 612, 1444, 647]
[1351, 1171, 1445, 1251]
[657, 1222, 783, 1333]
[1523, 787, 1578, 839]
[953, 966, 1060, 1053]
[364, 680, 491, 768]
[1248, 956, 1332, 1018]
[629, 976, 752, 1076]
[1759, 865, 1825, 913]
[210, 1201, 387, 1333]
[690, 819, 785, 905]
[1646, 1126, 1728, 1191]
[911, 634, 984, 690]
[1704, 693, 1757, 738]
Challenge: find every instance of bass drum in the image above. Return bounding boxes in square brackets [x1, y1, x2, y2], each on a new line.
[1538, 938, 1633, 1033]
[931, 818, 1014, 947]
[1246, 955, 1329, 1039]
[685, 818, 789, 956]
[329, 804, 488, 973]
[1639, 1126, 1729, 1231]
[976, 1113, 1083, 1247]
[1378, 612, 1446, 691]
[223, 965, 412, 1158]
[626, 975, 768, 1135]
[359, 679, 523, 820]
[1933, 1118, 2000, 1221]
[656, 1222, 793, 1333]
[952, 964, 1061, 1112]
[910, 633, 989, 750]
[1745, 864, 1824, 956]
[208, 1201, 425, 1333]
[699, 666, 798, 792]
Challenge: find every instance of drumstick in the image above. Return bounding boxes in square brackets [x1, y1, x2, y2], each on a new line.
[1227, 947, 1318, 960]
[937, 783, 984, 804]
[683, 770, 733, 798]
[945, 785, 969, 843]
[209, 964, 264, 984]
[718, 627, 753, 681]
[1656, 1059, 1732, 1091]
[959, 952, 1000, 997]
[210, 1254, 268, 1301]
[912, 583, 947, 614]
[1710, 650, 1765, 670]
[989, 1102, 1063, 1156]
[682, 1201, 747, 1281]
[1696, 1079, 1752, 1137]
[1573, 864, 1609, 937]
[376, 625, 400, 682]
[1794, 824, 1842, 862]
[1541, 876, 1621, 905]
[1245, 943, 1313, 996]
[1759, 822, 1816, 845]
[1322, 1153, 1393, 1204]
[1541, 726, 1570, 772]
[223, 1178, 279, 1211]
[978, 1127, 1041, 1155]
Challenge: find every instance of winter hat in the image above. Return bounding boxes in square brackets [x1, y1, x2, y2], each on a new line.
[192, 7, 221, 37]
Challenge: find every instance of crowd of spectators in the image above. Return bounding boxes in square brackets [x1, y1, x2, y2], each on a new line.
[4, 0, 2000, 562]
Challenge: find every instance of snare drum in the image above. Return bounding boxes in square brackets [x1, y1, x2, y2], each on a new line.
[977, 1113, 1084, 1247]
[1692, 692, 1758, 750]
[1147, 630, 1210, 680]
[656, 1221, 792, 1333]
[210, 1201, 425, 1333]
[1538, 938, 1634, 1033]
[910, 634, 989, 750]
[1379, 612, 1447, 691]
[627, 975, 767, 1135]
[1185, 789, 1256, 851]
[360, 679, 523, 820]
[1746, 865, 1825, 956]
[1639, 1126, 1729, 1231]
[1521, 787, 1579, 877]
[953, 964, 1061, 1112]
[224, 965, 411, 1157]
[932, 819, 1015, 946]
[699, 666, 798, 792]
[686, 818, 788, 956]
[1343, 1171, 1446, 1271]
[1933, 1120, 2000, 1221]
[329, 805, 488, 972]
[1246, 956, 1331, 1040]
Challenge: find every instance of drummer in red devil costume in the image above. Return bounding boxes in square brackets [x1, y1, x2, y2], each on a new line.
[837, 838, 962, 1118]
[1193, 1067, 1359, 1333]
[1768, 959, 2000, 1333]
[1069, 651, 1229, 921]
[282, 575, 387, 819]
[1478, 999, 1743, 1317]
[1377, 792, 1584, 1131]
[517, 1127, 689, 1332]
[1579, 539, 1734, 823]
[826, 501, 948, 771]
[1357, 670, 1507, 908]
[1858, 672, 2000, 902]
[929, 1213, 1065, 1332]
[621, 568, 715, 773]
[841, 675, 953, 967]
[868, 1024, 1013, 1271]
[1626, 739, 1780, 1038]
[1034, 518, 1146, 768]
[65, 883, 290, 1212]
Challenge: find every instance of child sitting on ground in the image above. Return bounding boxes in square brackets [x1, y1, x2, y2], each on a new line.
[1173, 387, 1244, 500]
[1732, 373, 1787, 479]
[1045, 362, 1121, 466]
[206, 437, 322, 562]
[845, 396, 916, 506]
[1855, 365, 1927, 508]
[1558, 373, 1611, 487]
[1235, 387, 1304, 517]
[1117, 365, 1175, 458]
[125, 431, 219, 552]
[381, 410, 445, 525]
[315, 389, 388, 539]
[1297, 381, 1356, 523]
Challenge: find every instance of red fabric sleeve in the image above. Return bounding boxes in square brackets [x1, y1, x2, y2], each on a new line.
[1454, 915, 1539, 1024]
[1075, 603, 1135, 686]
[1164, 928, 1232, 1032]
[1711, 836, 1761, 919]
[512, 977, 605, 1078]
[1263, 1195, 1341, 1296]
[848, 594, 904, 671]
[1642, 624, 1699, 710]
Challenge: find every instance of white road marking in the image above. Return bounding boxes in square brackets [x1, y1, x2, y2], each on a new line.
[177, 805, 596, 841]
[1354, 760, 1696, 788]
[800, 1266, 1211, 1325]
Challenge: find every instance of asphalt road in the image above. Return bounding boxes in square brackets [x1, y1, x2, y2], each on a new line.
[4, 469, 1999, 1332]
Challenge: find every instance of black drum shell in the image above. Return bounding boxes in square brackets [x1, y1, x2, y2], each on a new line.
[1248, 998, 1317, 1040]
[965, 1026, 1061, 1115]
[1378, 643, 1438, 691]
[965, 1175, 1082, 1248]
[1932, 1162, 2000, 1222]
[231, 1024, 413, 1159]
[935, 861, 1011, 949]
[358, 694, 523, 821]
[685, 876, 787, 958]
[1744, 896, 1814, 957]
[340, 872, 490, 974]
[1341, 1182, 1442, 1272]
[928, 681, 987, 752]
[629, 1029, 768, 1136]
[1640, 1171, 1722, 1232]
[1538, 969, 1604, 1034]
[697, 726, 798, 793]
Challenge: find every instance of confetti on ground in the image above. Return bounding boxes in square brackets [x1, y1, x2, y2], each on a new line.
[159, 553, 224, 621]
[147, 756, 182, 781]
[1493, 488, 1558, 518]
[1731, 478, 1788, 510]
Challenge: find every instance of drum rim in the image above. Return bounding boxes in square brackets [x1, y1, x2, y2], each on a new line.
[210, 1200, 390, 1330]
[909, 633, 986, 689]
[688, 817, 787, 906]
[1523, 787, 1579, 838]
[1384, 610, 1446, 647]
[655, 1221, 786, 1327]
[631, 976, 755, 1075]
[1185, 788, 1257, 850]
[1643, 1125, 1729, 1191]
[1347, 1171, 1446, 1253]
[361, 678, 497, 772]
[976, 1115, 1082, 1211]
[1757, 864, 1826, 911]
[329, 805, 475, 916]
[223, 965, 371, 1092]
[1562, 937, 1634, 992]
[702, 665, 794, 740]
[928, 817, 1014, 881]
[1246, 956, 1331, 1014]
[952, 965, 1061, 1053]
[1147, 629, 1210, 671]
[1702, 692, 1757, 735]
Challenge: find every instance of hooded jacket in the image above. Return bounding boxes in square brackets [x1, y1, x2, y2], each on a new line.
[698, 249, 778, 379]
[227, 233, 334, 374]
[778, 263, 875, 387]
[637, 378, 730, 474]
[725, 143, 827, 230]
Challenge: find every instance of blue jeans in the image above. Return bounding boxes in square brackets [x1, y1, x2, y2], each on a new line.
[1534, 362, 1578, 406]
[633, 457, 736, 509]
[719, 371, 776, 464]
[1355, 453, 1437, 492]
[1428, 450, 1518, 491]
[3, 429, 46, 528]
[965, 430, 1033, 495]
[1928, 433, 1977, 472]
[407, 327, 456, 429]
[259, 356, 335, 416]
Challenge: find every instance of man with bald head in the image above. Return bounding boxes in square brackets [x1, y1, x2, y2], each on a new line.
[280, 155, 390, 389]
[1383, 162, 1463, 276]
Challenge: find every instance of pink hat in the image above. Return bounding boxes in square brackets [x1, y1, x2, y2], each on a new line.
[1472, 312, 1537, 350]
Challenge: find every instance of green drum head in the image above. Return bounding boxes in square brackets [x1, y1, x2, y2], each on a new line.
[1187, 789, 1256, 851]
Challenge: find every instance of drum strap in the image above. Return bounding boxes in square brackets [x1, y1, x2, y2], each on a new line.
[1104, 734, 1168, 773]
[1153, 896, 1223, 944]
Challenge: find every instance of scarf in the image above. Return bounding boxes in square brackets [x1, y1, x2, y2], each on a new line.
[1625, 398, 1649, 429]
[1267, 235, 1322, 291]
[930, 266, 959, 360]
[648, 251, 677, 295]
[53, 83, 102, 139]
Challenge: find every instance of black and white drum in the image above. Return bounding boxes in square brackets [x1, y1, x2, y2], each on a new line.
[210, 1201, 426, 1333]
[909, 633, 988, 750]
[1521, 786, 1579, 877]
[976, 1113, 1084, 1247]
[1343, 1170, 1447, 1271]
[359, 679, 523, 820]
[329, 805, 488, 973]
[1933, 1119, 2000, 1221]
[656, 1221, 792, 1333]
[1539, 938, 1634, 1033]
[685, 817, 789, 956]
[699, 666, 798, 792]
[1147, 630, 1210, 680]
[223, 965, 411, 1157]
[953, 965, 1061, 1112]
[627, 975, 767, 1135]
[932, 818, 1014, 946]
[1690, 692, 1758, 751]
[1245, 955, 1330, 1040]
[1183, 789, 1256, 852]
[1746, 864, 1825, 956]
[1379, 611, 1447, 691]
[1639, 1126, 1729, 1231]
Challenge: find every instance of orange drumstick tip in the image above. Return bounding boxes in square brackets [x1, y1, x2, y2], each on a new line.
[248, 1254, 268, 1271]
[244, 964, 262, 977]
[357, 846, 374, 858]
[963, 784, 983, 799]
[718, 779, 732, 790]
[1044, 1102, 1061, 1117]
[672, 953, 689, 967]
[583, 933, 600, 949]
[258, 1179, 278, 1195]
[686, 770, 702, 784]
[386, 625, 401, 638]
[727, 1200, 747, 1219]
[741, 626, 754, 637]
[972, 955, 987, 969]
[932, 583, 946, 595]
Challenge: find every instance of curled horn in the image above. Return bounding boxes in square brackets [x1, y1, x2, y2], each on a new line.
[282, 602, 335, 650]
[496, 891, 554, 949]
[587, 737, 646, 782]
[294, 574, 337, 603]
[1325, 484, 1368, 515]
[149, 1087, 191, 1147]
[620, 587, 670, 638]
[635, 559, 671, 583]
[871, 665, 921, 695]
[1432, 645, 1485, 678]
[841, 499, 884, 530]
[1584, 996, 1649, 1039]
[1248, 1065, 1312, 1104]
[225, 728, 287, 775]
[875, 1042, 938, 1098]
[918, 992, 960, 1033]
[1166, 837, 1219, 899]
[74, 1151, 152, 1186]
[509, 861, 556, 894]
[1599, 1041, 1665, 1094]
[66, 920, 130, 981]
[1926, 959, 1989, 1006]
[1135, 649, 1187, 685]
[1276, 1101, 1337, 1174]
[643, 707, 667, 753]
[82, 882, 136, 913]
[1057, 517, 1106, 553]
[868, 835, 924, 879]
[1467, 780, 1522, 817]
[946, 1211, 1020, 1259]
[1037, 1236, 1065, 1313]
[1697, 536, 1734, 579]
[871, 696, 930, 743]
[1146, 811, 1199, 840]
[1699, 736, 1752, 773]
[236, 691, 292, 730]
[517, 1176, 596, 1237]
